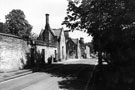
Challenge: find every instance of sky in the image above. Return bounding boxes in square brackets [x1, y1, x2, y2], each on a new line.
[0, 0, 92, 42]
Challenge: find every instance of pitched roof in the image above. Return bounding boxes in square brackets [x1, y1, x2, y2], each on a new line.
[38, 29, 44, 40]
[53, 28, 62, 37]
[38, 25, 55, 41]
[38, 14, 56, 41]
[85, 42, 93, 47]
[67, 38, 76, 45]
[64, 30, 70, 39]
[71, 38, 78, 45]
[44, 24, 55, 36]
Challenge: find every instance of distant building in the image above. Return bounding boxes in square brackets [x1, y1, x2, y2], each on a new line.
[38, 14, 66, 62]
[65, 30, 91, 59]
[53, 28, 66, 61]
[38, 14, 92, 62]
[79, 37, 86, 58]
[38, 14, 57, 47]
[66, 38, 78, 59]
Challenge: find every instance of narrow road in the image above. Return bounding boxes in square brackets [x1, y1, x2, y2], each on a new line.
[0, 58, 97, 90]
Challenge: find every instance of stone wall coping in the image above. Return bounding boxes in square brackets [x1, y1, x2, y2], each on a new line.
[0, 33, 23, 39]
[0, 32, 57, 48]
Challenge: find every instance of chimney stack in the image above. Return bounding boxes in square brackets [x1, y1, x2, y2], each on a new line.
[46, 14, 49, 25]
[80, 37, 84, 44]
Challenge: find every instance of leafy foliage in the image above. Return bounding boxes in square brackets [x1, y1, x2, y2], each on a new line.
[30, 32, 38, 40]
[63, 0, 135, 65]
[0, 22, 8, 33]
[5, 9, 32, 38]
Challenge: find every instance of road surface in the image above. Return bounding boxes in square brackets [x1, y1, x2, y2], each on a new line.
[0, 58, 97, 90]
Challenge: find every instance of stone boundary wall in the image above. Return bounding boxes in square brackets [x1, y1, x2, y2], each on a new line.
[0, 33, 30, 72]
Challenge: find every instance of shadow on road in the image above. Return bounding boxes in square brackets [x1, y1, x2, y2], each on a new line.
[31, 63, 135, 90]
[32, 63, 96, 90]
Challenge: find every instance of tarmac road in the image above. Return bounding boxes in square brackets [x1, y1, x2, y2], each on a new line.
[0, 58, 97, 90]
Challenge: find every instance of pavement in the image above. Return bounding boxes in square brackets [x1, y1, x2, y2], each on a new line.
[0, 69, 32, 82]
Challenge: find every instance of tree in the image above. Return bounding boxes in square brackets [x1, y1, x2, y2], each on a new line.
[5, 9, 32, 38]
[29, 32, 38, 40]
[62, 0, 135, 66]
[0, 22, 10, 33]
[0, 22, 4, 32]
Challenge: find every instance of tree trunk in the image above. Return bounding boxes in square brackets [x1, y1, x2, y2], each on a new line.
[98, 50, 102, 66]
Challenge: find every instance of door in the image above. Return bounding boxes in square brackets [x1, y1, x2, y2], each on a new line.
[62, 46, 64, 59]
[41, 49, 45, 64]
[54, 50, 57, 62]
[31, 48, 35, 67]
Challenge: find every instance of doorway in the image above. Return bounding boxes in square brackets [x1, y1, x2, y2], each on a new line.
[41, 49, 45, 63]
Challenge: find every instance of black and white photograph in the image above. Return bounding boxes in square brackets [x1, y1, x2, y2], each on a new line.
[0, 0, 135, 90]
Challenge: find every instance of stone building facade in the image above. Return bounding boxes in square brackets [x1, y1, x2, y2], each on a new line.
[38, 14, 66, 62]
[66, 38, 77, 59]
[53, 28, 66, 61]
[65, 31, 91, 59]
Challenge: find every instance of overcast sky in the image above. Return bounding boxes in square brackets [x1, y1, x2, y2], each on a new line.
[0, 0, 92, 42]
